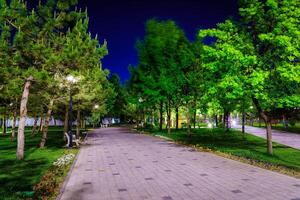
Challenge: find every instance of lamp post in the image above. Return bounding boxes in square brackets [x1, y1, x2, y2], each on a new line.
[66, 75, 77, 148]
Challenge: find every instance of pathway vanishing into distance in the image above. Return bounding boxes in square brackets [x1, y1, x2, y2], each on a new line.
[234, 125, 300, 150]
[59, 127, 300, 200]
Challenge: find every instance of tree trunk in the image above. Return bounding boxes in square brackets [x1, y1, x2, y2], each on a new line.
[39, 115, 44, 133]
[215, 115, 218, 128]
[219, 115, 223, 127]
[266, 120, 272, 154]
[80, 118, 84, 128]
[2, 112, 7, 135]
[64, 106, 69, 134]
[76, 110, 80, 138]
[167, 99, 171, 134]
[159, 101, 163, 131]
[31, 114, 38, 137]
[83, 119, 86, 130]
[242, 110, 246, 134]
[39, 99, 54, 148]
[17, 76, 33, 160]
[193, 109, 196, 129]
[224, 111, 230, 132]
[252, 97, 273, 155]
[186, 106, 191, 136]
[54, 118, 57, 126]
[11, 109, 17, 140]
[282, 114, 288, 129]
[175, 107, 179, 130]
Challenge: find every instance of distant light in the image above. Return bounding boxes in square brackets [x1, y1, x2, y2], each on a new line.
[208, 123, 213, 128]
[9, 103, 13, 106]
[139, 98, 143, 103]
[94, 104, 99, 109]
[250, 106, 254, 109]
[232, 120, 236, 126]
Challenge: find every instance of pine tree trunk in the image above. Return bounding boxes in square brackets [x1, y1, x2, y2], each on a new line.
[39, 99, 54, 148]
[17, 76, 33, 160]
[39, 115, 44, 133]
[175, 107, 179, 130]
[31, 114, 38, 137]
[11, 109, 17, 140]
[159, 101, 163, 131]
[80, 118, 84, 128]
[76, 110, 80, 138]
[83, 119, 86, 130]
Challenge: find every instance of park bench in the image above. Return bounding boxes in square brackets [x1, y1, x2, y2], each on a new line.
[64, 132, 80, 147]
[101, 123, 108, 128]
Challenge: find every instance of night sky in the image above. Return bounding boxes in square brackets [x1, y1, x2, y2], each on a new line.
[78, 0, 239, 83]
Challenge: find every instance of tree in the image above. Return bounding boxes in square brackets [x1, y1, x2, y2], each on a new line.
[0, 0, 110, 159]
[129, 19, 197, 134]
[199, 0, 300, 154]
[107, 74, 127, 121]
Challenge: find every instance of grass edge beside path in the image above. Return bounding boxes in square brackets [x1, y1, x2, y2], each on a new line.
[143, 128, 300, 179]
[0, 127, 89, 200]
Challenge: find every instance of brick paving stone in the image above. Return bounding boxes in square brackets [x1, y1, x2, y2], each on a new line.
[59, 127, 300, 200]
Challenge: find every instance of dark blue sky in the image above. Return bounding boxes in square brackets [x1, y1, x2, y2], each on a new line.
[78, 0, 239, 83]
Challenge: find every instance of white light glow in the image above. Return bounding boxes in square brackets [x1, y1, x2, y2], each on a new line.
[66, 75, 77, 83]
[208, 123, 213, 128]
[232, 120, 237, 126]
[94, 104, 99, 109]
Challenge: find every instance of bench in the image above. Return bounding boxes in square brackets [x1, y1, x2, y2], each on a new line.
[64, 132, 80, 147]
[101, 123, 108, 128]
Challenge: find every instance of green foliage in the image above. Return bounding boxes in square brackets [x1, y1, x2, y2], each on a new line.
[129, 19, 201, 128]
[107, 74, 128, 120]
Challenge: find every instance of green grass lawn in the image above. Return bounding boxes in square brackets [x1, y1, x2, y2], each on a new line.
[251, 122, 300, 134]
[0, 127, 78, 200]
[151, 128, 300, 172]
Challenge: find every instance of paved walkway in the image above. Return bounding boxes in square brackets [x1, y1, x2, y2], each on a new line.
[59, 127, 300, 200]
[234, 125, 300, 150]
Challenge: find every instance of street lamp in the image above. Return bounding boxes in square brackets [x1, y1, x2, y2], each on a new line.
[66, 75, 78, 148]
